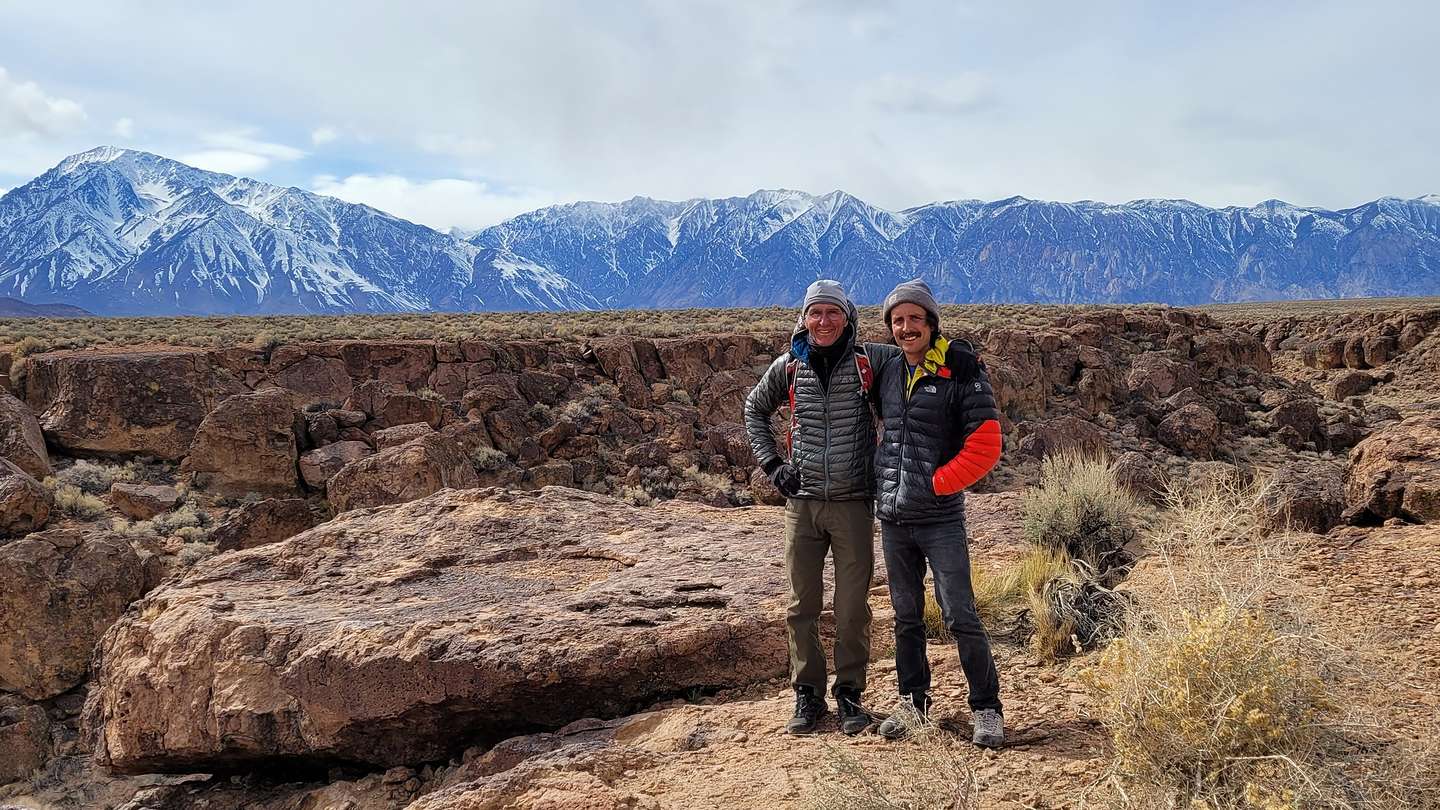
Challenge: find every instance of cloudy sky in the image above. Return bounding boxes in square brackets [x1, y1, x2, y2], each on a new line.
[0, 0, 1435, 231]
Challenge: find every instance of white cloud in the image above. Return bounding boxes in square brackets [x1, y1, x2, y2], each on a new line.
[311, 126, 338, 145]
[179, 149, 273, 175]
[179, 130, 305, 175]
[200, 130, 304, 160]
[113, 117, 134, 138]
[858, 72, 992, 116]
[0, 66, 86, 137]
[311, 173, 561, 231]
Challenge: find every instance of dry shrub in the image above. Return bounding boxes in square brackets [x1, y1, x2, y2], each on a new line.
[54, 459, 140, 495]
[1082, 474, 1440, 808]
[1022, 452, 1143, 578]
[45, 481, 107, 518]
[470, 446, 510, 473]
[809, 723, 979, 810]
[1027, 562, 1130, 663]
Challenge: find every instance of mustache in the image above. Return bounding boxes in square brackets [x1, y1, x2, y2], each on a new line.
[898, 332, 923, 340]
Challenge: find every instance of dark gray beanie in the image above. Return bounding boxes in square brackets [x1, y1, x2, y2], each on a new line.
[801, 279, 851, 315]
[883, 278, 940, 325]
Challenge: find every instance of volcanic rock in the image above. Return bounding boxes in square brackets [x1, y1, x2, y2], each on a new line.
[326, 433, 478, 513]
[372, 422, 434, 450]
[1, 527, 144, 699]
[87, 488, 791, 772]
[211, 498, 318, 552]
[0, 459, 50, 538]
[180, 389, 300, 496]
[1156, 403, 1220, 458]
[0, 698, 50, 785]
[109, 482, 181, 521]
[1260, 459, 1345, 533]
[0, 391, 51, 479]
[299, 441, 374, 489]
[1015, 416, 1107, 459]
[1344, 413, 1440, 524]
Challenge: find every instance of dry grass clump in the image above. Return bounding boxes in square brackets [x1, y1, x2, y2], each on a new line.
[44, 482, 107, 518]
[810, 722, 979, 810]
[469, 446, 511, 473]
[53, 459, 140, 495]
[925, 548, 1073, 641]
[1082, 476, 1440, 808]
[1022, 452, 1143, 579]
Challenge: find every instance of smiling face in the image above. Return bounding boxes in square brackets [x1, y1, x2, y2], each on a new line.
[889, 302, 934, 362]
[804, 302, 847, 347]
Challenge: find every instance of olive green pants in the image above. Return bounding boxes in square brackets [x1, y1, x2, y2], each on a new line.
[784, 498, 875, 694]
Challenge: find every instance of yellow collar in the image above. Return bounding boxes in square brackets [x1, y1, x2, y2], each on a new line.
[904, 336, 950, 396]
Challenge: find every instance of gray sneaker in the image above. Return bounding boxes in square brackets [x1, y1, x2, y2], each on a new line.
[972, 708, 1004, 748]
[878, 693, 931, 740]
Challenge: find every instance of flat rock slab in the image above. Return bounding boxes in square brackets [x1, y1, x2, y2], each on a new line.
[88, 487, 791, 773]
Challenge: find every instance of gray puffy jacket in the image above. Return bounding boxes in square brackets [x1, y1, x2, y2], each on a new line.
[743, 321, 877, 502]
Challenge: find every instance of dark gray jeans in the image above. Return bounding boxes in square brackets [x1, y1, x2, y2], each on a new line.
[881, 517, 1002, 712]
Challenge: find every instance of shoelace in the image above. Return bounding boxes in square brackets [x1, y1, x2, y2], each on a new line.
[974, 711, 1002, 734]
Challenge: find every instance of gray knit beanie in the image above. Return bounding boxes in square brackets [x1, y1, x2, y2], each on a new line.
[801, 279, 851, 315]
[882, 278, 940, 326]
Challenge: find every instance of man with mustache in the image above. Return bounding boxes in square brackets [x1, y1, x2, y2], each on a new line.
[870, 278, 1005, 747]
[743, 279, 878, 736]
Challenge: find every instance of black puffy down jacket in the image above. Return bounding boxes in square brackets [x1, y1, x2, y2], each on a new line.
[872, 341, 1000, 525]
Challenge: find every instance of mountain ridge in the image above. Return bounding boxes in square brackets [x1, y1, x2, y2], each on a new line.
[1, 147, 1437, 315]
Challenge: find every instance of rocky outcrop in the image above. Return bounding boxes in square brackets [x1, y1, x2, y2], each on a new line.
[1, 527, 144, 699]
[18, 350, 246, 459]
[372, 422, 433, 450]
[326, 433, 478, 512]
[87, 488, 792, 773]
[109, 483, 181, 521]
[1261, 459, 1345, 533]
[343, 380, 443, 431]
[0, 391, 51, 479]
[1156, 403, 1220, 458]
[1015, 416, 1107, 459]
[211, 498, 319, 552]
[180, 389, 300, 496]
[0, 458, 50, 538]
[1344, 414, 1440, 525]
[299, 441, 374, 489]
[0, 696, 50, 784]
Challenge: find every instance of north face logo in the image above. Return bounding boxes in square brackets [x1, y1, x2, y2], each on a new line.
[922, 385, 938, 394]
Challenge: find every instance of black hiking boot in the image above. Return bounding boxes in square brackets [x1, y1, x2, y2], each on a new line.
[834, 688, 872, 736]
[786, 685, 829, 735]
[878, 692, 932, 740]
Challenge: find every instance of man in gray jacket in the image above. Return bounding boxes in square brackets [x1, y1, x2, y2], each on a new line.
[743, 279, 877, 736]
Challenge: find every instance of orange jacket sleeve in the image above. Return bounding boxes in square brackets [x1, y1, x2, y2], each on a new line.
[932, 417, 1002, 495]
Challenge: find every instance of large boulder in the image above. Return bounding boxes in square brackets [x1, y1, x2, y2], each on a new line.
[18, 350, 246, 459]
[327, 433, 478, 513]
[1125, 352, 1199, 401]
[1260, 459, 1345, 533]
[372, 422, 434, 450]
[0, 459, 50, 538]
[344, 380, 443, 431]
[109, 482, 181, 521]
[1015, 416, 1107, 459]
[0, 391, 51, 479]
[1157, 403, 1221, 458]
[87, 488, 792, 773]
[298, 441, 374, 489]
[211, 498, 319, 552]
[180, 389, 300, 497]
[697, 369, 759, 428]
[0, 697, 50, 785]
[1, 528, 145, 699]
[1344, 414, 1440, 524]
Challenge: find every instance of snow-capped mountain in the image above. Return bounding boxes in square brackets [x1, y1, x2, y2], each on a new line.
[1, 147, 1436, 315]
[475, 191, 1440, 308]
[0, 147, 596, 315]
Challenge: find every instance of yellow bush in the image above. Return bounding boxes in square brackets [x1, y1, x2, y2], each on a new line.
[1083, 604, 1332, 807]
